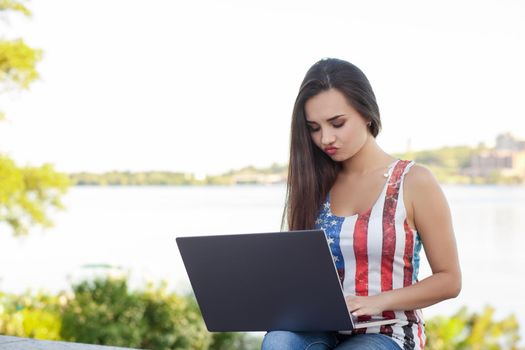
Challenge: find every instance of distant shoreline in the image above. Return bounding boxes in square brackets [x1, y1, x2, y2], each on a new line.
[67, 142, 525, 186]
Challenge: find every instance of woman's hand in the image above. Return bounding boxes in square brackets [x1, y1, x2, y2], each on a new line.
[344, 294, 389, 317]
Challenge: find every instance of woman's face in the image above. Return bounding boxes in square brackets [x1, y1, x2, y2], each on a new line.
[304, 88, 371, 161]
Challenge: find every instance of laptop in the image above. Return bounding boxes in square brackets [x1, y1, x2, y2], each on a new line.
[176, 229, 399, 332]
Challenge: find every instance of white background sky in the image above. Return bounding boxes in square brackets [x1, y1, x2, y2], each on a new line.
[1, 0, 524, 176]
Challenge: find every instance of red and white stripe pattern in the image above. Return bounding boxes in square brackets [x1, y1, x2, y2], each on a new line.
[316, 160, 425, 349]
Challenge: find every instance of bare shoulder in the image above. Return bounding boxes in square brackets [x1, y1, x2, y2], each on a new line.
[404, 163, 439, 188]
[403, 162, 451, 228]
[404, 163, 445, 207]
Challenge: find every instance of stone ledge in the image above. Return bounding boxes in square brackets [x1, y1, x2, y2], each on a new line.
[0, 335, 142, 350]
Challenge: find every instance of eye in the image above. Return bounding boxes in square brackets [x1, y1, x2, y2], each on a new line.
[332, 122, 345, 128]
[307, 125, 320, 132]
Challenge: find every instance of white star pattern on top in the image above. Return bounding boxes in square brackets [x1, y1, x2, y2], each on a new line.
[316, 198, 345, 277]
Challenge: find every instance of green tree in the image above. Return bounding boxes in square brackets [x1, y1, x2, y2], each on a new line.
[0, 0, 70, 236]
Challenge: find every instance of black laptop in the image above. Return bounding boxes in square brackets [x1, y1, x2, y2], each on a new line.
[176, 229, 398, 332]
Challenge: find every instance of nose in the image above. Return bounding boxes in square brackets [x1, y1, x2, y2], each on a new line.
[321, 129, 336, 145]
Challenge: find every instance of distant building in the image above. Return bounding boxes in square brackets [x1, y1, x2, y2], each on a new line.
[467, 150, 513, 178]
[496, 132, 525, 152]
[464, 133, 525, 180]
[509, 151, 525, 178]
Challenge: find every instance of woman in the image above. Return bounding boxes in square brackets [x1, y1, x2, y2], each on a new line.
[261, 58, 461, 350]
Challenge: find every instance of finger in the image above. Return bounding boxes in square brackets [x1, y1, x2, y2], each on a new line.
[344, 295, 357, 302]
[351, 307, 362, 317]
[346, 301, 359, 313]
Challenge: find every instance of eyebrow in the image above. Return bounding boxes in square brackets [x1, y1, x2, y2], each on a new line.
[306, 114, 345, 124]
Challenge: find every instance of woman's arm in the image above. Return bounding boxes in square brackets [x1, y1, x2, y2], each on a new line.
[346, 164, 462, 317]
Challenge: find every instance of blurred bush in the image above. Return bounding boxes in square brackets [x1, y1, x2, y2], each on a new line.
[0, 290, 62, 340]
[2, 278, 521, 349]
[58, 277, 260, 350]
[139, 282, 211, 350]
[60, 278, 146, 347]
[426, 306, 521, 350]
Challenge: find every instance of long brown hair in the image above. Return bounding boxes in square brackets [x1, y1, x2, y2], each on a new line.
[282, 58, 382, 231]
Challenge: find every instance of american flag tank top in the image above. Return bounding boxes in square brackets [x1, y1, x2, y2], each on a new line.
[314, 159, 426, 350]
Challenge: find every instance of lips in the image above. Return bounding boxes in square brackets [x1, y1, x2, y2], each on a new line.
[324, 147, 338, 155]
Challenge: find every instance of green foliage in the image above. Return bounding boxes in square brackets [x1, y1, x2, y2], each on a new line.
[408, 146, 474, 169]
[0, 156, 71, 235]
[485, 171, 524, 185]
[396, 145, 475, 183]
[397, 141, 525, 185]
[60, 278, 147, 348]
[426, 306, 522, 350]
[0, 1, 71, 236]
[396, 145, 500, 184]
[68, 147, 522, 187]
[69, 163, 288, 186]
[1, 281, 521, 350]
[208, 331, 263, 350]
[0, 39, 42, 90]
[70, 171, 199, 186]
[140, 283, 211, 350]
[0, 0, 31, 16]
[60, 277, 213, 349]
[1, 1, 40, 92]
[0, 290, 63, 340]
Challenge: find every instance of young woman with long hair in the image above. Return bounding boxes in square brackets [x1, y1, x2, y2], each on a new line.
[261, 58, 461, 350]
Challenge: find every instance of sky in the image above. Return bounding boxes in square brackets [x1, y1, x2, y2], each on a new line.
[1, 0, 524, 176]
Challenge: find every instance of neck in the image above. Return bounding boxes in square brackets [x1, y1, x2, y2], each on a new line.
[341, 135, 395, 175]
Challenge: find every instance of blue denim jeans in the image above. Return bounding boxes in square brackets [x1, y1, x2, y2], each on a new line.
[261, 331, 401, 350]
